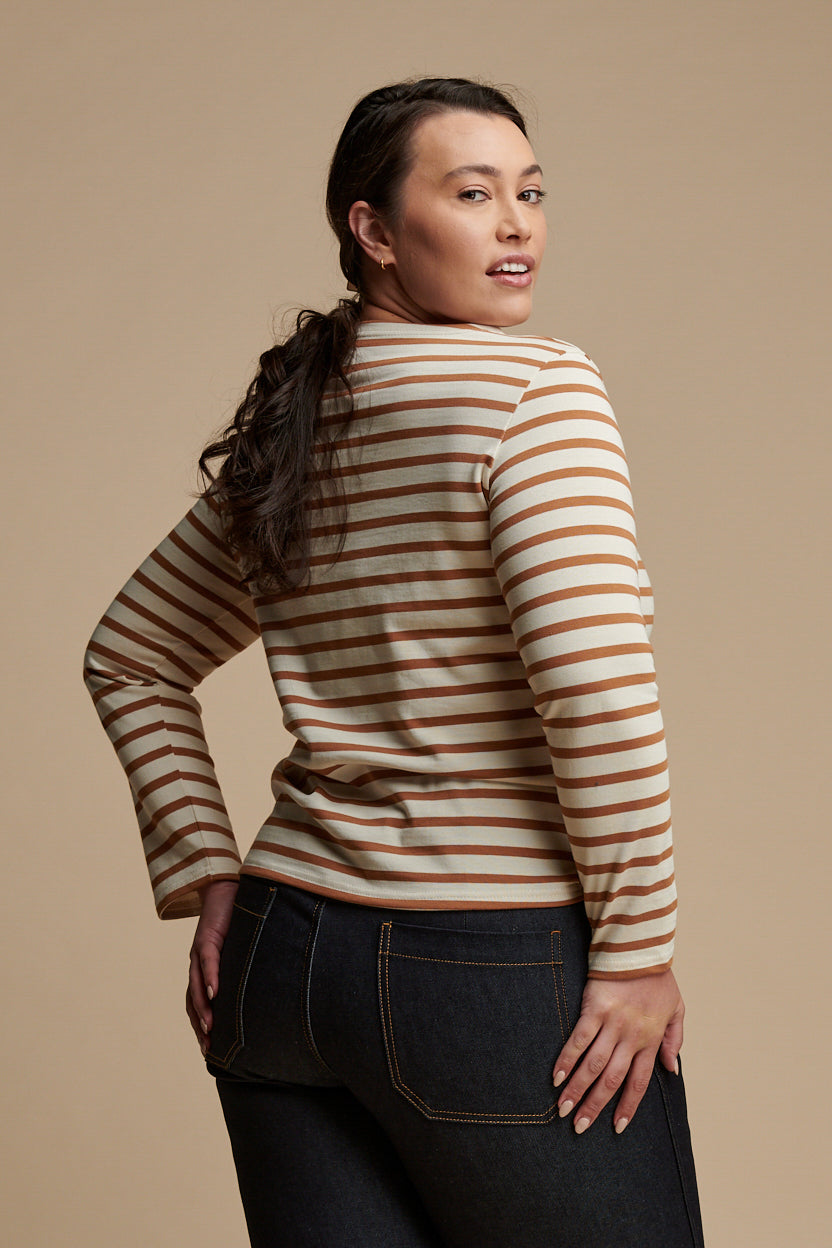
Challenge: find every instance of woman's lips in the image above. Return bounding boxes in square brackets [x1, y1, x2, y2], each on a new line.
[486, 254, 536, 289]
[487, 269, 534, 288]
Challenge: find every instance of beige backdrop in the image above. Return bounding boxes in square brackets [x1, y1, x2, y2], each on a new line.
[2, 1, 829, 1243]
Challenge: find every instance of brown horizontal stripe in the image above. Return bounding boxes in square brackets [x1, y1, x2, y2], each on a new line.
[125, 743, 212, 777]
[262, 813, 571, 858]
[283, 707, 538, 736]
[263, 562, 496, 604]
[545, 701, 659, 733]
[512, 611, 646, 651]
[280, 676, 529, 710]
[582, 872, 675, 903]
[317, 477, 479, 512]
[112, 718, 202, 752]
[268, 650, 520, 685]
[593, 899, 677, 929]
[322, 448, 485, 483]
[306, 536, 492, 569]
[302, 775, 559, 806]
[554, 759, 668, 789]
[501, 552, 638, 597]
[306, 507, 485, 540]
[492, 524, 636, 574]
[573, 843, 674, 876]
[587, 929, 674, 953]
[249, 839, 572, 887]
[287, 734, 548, 759]
[511, 583, 642, 632]
[100, 692, 159, 730]
[494, 464, 631, 512]
[151, 845, 241, 888]
[565, 806, 670, 839]
[144, 818, 235, 862]
[490, 493, 635, 544]
[549, 728, 666, 760]
[140, 794, 229, 842]
[342, 347, 572, 376]
[524, 641, 654, 676]
[495, 437, 627, 483]
[264, 591, 507, 635]
[135, 770, 222, 802]
[264, 622, 511, 658]
[534, 671, 656, 709]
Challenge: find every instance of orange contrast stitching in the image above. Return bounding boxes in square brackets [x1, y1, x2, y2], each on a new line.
[378, 921, 561, 1123]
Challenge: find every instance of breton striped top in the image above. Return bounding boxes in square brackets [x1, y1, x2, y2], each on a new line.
[83, 321, 676, 978]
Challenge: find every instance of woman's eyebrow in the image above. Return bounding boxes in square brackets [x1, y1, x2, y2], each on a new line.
[441, 162, 543, 182]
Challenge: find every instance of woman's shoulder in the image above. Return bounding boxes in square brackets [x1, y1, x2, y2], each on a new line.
[353, 321, 596, 377]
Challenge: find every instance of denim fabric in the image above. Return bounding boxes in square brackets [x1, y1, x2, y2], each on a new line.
[207, 875, 704, 1248]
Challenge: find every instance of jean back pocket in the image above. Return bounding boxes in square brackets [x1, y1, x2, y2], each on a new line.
[205, 880, 276, 1071]
[378, 921, 569, 1124]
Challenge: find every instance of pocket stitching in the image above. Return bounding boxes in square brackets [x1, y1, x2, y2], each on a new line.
[378, 921, 563, 1124]
[550, 929, 570, 1037]
[207, 886, 276, 1070]
[300, 899, 340, 1078]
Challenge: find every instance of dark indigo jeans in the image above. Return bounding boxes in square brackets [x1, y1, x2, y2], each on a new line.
[206, 875, 704, 1248]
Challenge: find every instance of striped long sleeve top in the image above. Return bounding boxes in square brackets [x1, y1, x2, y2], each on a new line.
[84, 321, 676, 978]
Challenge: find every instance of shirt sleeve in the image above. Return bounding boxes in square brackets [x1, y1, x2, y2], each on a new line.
[486, 352, 676, 978]
[83, 495, 261, 919]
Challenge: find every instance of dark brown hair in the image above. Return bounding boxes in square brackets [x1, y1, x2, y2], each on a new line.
[199, 78, 527, 592]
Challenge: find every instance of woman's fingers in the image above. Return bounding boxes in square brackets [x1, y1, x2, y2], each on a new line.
[552, 1013, 603, 1089]
[552, 969, 685, 1133]
[659, 1005, 684, 1073]
[184, 879, 239, 1055]
[198, 939, 222, 1007]
[610, 1049, 656, 1132]
[187, 946, 212, 1052]
[560, 1042, 635, 1134]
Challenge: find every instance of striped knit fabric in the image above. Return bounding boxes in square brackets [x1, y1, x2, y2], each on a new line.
[84, 322, 676, 978]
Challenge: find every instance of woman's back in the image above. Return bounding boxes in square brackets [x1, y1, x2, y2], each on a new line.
[85, 321, 674, 977]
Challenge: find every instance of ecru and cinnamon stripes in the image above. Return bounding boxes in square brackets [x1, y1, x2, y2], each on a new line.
[84, 322, 676, 977]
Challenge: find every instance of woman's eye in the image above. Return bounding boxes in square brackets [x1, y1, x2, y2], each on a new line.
[459, 189, 488, 202]
[519, 188, 546, 204]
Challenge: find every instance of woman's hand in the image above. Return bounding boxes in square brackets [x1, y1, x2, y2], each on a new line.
[552, 968, 684, 1134]
[185, 879, 239, 1055]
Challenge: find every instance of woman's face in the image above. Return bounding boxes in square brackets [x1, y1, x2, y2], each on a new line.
[366, 110, 547, 328]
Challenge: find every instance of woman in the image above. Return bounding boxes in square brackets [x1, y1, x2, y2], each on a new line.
[84, 78, 704, 1247]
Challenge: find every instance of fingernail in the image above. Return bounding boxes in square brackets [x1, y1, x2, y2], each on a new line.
[200, 1018, 209, 1035]
[558, 1100, 574, 1118]
[207, 985, 214, 1001]
[553, 1070, 566, 1088]
[574, 1117, 591, 1135]
[674, 1057, 679, 1075]
[615, 1117, 629, 1134]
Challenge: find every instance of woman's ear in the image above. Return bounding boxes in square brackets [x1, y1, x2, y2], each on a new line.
[348, 201, 394, 267]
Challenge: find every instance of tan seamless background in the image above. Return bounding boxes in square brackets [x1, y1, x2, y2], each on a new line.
[2, 1, 829, 1243]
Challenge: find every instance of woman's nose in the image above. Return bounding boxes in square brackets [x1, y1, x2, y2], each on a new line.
[497, 204, 532, 241]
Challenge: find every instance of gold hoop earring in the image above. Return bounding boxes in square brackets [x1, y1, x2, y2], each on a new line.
[379, 258, 385, 271]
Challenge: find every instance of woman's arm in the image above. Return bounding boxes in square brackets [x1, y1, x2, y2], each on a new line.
[83, 495, 260, 918]
[487, 350, 675, 979]
[487, 349, 683, 1129]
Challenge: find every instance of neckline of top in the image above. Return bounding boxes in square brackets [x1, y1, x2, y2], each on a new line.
[355, 320, 507, 336]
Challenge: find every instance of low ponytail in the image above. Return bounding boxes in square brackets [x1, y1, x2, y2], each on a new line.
[199, 297, 362, 592]
[200, 77, 526, 593]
